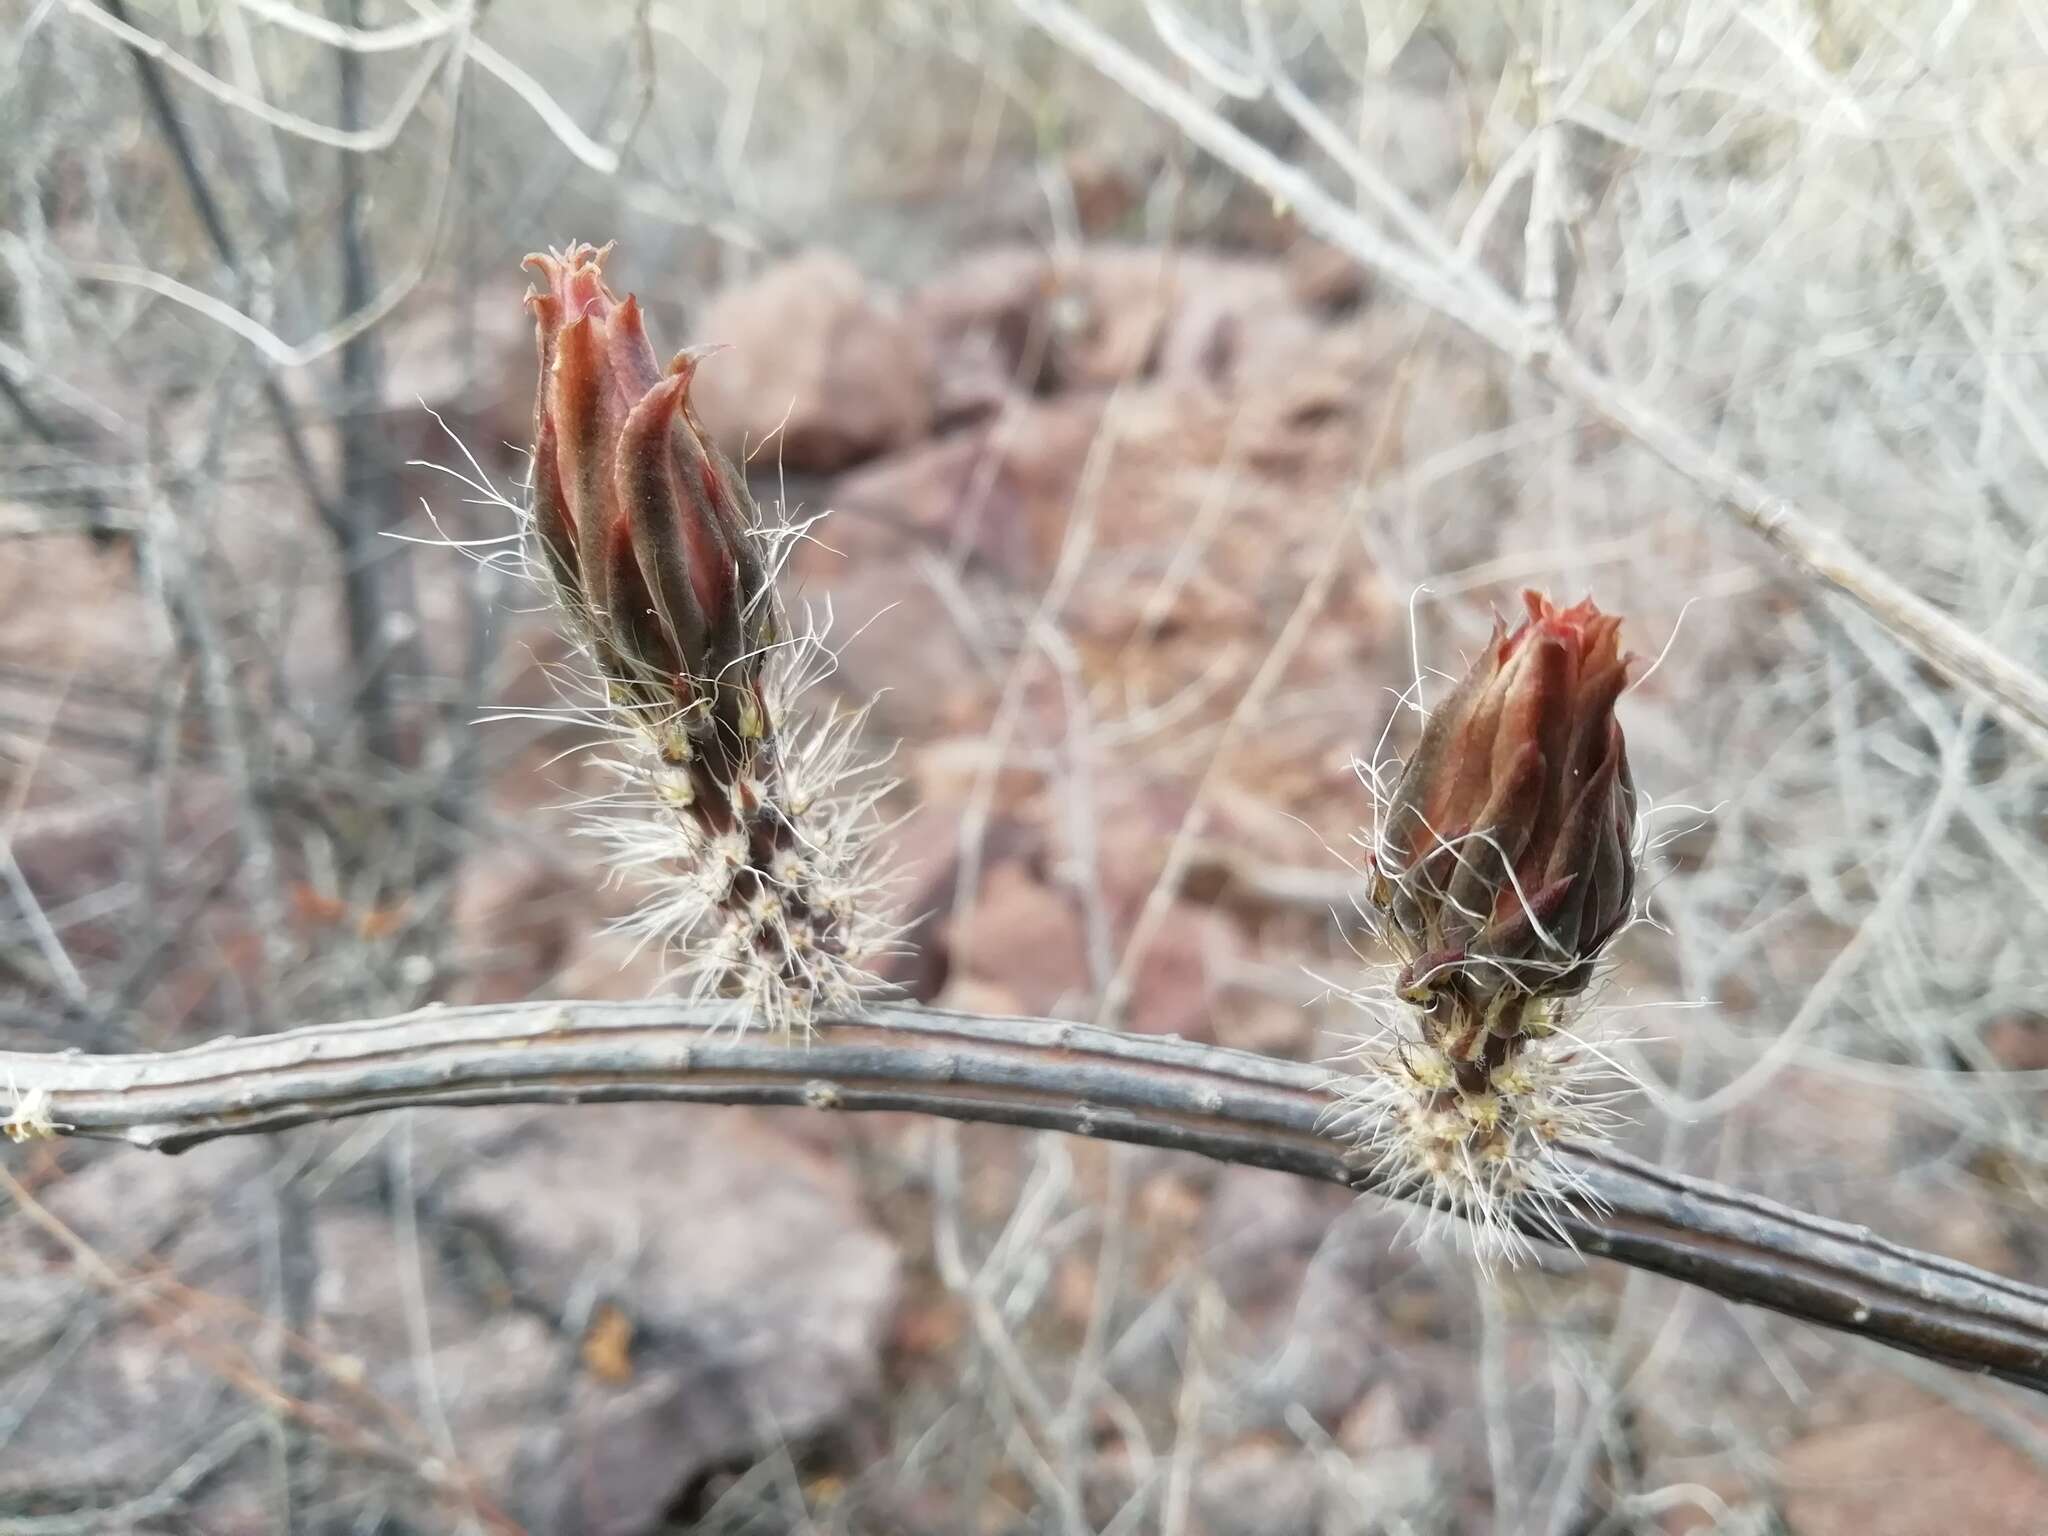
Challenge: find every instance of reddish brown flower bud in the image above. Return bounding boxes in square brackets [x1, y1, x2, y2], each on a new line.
[515, 242, 898, 1039]
[1374, 591, 1638, 1028]
[524, 242, 770, 766]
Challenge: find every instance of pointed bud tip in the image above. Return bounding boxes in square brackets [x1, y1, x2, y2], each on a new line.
[667, 342, 731, 384]
[522, 239, 615, 273]
[524, 241, 625, 327]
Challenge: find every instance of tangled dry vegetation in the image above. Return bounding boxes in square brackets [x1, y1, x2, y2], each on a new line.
[3, 2, 2048, 1532]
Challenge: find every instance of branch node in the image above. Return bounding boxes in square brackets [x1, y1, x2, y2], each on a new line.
[802, 1079, 844, 1110]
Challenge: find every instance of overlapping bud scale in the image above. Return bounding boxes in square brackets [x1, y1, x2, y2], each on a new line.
[526, 241, 772, 782]
[523, 242, 891, 1036]
[1377, 591, 1636, 1028]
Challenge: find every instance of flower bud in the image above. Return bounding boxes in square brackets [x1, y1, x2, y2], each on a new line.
[524, 242, 770, 765]
[1373, 591, 1638, 1030]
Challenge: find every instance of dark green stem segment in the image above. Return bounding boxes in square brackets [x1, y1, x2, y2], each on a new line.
[6, 1001, 2046, 1393]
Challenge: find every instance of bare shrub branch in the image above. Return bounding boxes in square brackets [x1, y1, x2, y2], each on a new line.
[1013, 0, 2048, 756]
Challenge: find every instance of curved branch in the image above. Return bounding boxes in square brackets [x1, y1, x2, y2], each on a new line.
[5, 1000, 2046, 1393]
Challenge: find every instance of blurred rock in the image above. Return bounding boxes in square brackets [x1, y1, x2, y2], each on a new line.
[869, 790, 975, 1003]
[1123, 900, 1237, 1041]
[1041, 248, 1324, 392]
[0, 533, 146, 675]
[1201, 1167, 1353, 1323]
[3, 1103, 898, 1536]
[931, 974, 1030, 1020]
[690, 250, 933, 474]
[946, 858, 1089, 1017]
[907, 244, 1358, 417]
[430, 1104, 900, 1535]
[1148, 256, 1325, 391]
[1286, 239, 1372, 316]
[823, 391, 1103, 581]
[1202, 1190, 1487, 1452]
[4, 1138, 551, 1528]
[0, 1143, 273, 1511]
[1776, 1394, 2048, 1536]
[449, 847, 580, 1004]
[1062, 148, 1144, 236]
[792, 554, 989, 740]
[798, 393, 1102, 739]
[311, 1205, 560, 1504]
[1196, 1439, 1322, 1535]
[911, 246, 1056, 429]
[1985, 1012, 2048, 1071]
[1039, 247, 1172, 389]
[382, 278, 535, 475]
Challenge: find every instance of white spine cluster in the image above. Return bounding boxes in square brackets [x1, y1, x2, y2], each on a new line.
[1325, 977, 1635, 1266]
[415, 434, 900, 1041]
[575, 608, 903, 1040]
[3, 1072, 70, 1143]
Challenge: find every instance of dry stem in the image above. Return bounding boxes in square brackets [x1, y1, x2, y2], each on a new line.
[5, 999, 2046, 1394]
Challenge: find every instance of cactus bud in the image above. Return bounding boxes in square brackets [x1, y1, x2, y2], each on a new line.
[524, 242, 769, 774]
[1343, 592, 1644, 1259]
[1374, 590, 1637, 1031]
[517, 242, 897, 1040]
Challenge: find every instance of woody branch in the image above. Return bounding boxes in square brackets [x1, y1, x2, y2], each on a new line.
[6, 999, 2048, 1394]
